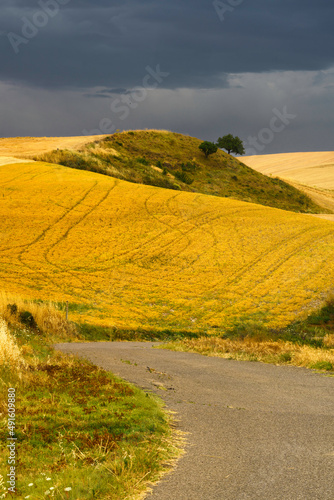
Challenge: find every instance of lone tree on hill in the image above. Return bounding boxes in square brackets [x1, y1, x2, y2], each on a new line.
[199, 141, 218, 158]
[217, 134, 245, 155]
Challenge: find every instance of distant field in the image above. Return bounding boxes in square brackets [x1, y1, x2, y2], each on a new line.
[242, 152, 334, 189]
[0, 156, 34, 166]
[242, 152, 334, 217]
[0, 134, 106, 159]
[1, 161, 334, 332]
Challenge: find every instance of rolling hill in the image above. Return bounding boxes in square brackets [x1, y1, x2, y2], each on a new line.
[34, 130, 326, 214]
[1, 159, 334, 333]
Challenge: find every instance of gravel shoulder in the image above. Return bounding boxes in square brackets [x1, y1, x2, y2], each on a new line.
[55, 341, 334, 500]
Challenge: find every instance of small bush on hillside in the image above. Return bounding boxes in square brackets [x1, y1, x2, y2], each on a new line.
[181, 162, 198, 173]
[175, 171, 194, 185]
[7, 303, 18, 315]
[137, 157, 150, 166]
[19, 310, 37, 329]
[141, 174, 181, 191]
[199, 141, 218, 158]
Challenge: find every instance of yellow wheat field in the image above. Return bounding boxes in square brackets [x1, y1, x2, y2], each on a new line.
[242, 151, 334, 190]
[1, 161, 334, 332]
[241, 152, 334, 218]
[0, 135, 107, 159]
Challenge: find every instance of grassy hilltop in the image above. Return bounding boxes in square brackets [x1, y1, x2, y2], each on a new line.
[36, 130, 326, 214]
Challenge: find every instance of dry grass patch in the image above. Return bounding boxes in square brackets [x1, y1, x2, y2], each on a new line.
[0, 291, 78, 341]
[160, 336, 334, 371]
[323, 334, 334, 347]
[0, 318, 26, 368]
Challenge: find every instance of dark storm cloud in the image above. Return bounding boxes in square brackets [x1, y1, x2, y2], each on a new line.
[1, 0, 334, 91]
[83, 88, 131, 98]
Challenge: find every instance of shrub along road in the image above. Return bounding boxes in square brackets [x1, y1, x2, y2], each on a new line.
[55, 341, 334, 499]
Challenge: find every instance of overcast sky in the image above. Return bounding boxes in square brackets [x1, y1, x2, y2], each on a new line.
[1, 0, 334, 154]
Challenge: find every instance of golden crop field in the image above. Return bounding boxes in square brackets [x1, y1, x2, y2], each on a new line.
[1, 160, 334, 332]
[242, 151, 334, 217]
[0, 135, 107, 159]
[242, 152, 334, 190]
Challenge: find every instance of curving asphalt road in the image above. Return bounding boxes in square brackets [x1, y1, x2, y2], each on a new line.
[55, 342, 334, 500]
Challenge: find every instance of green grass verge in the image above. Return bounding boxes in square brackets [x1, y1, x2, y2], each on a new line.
[156, 298, 334, 372]
[0, 327, 181, 499]
[77, 323, 207, 343]
[76, 297, 334, 349]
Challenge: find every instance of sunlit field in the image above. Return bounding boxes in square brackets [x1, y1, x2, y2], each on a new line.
[242, 151, 334, 220]
[0, 135, 107, 159]
[242, 151, 334, 190]
[1, 161, 334, 332]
